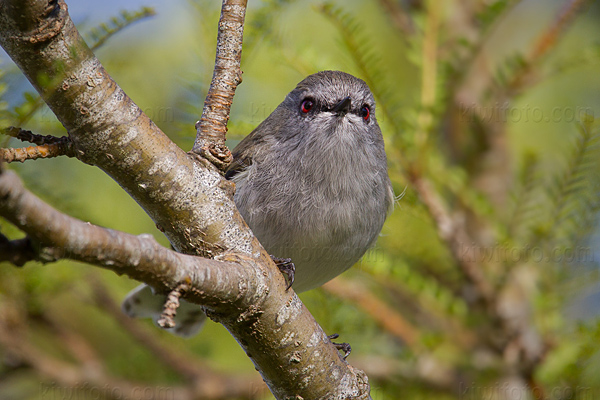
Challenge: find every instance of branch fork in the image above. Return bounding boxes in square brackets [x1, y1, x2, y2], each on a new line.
[0, 0, 374, 398]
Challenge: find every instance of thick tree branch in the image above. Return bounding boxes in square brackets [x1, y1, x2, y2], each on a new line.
[0, 170, 254, 305]
[0, 0, 252, 258]
[0, 167, 371, 398]
[0, 1, 374, 397]
[192, 0, 247, 170]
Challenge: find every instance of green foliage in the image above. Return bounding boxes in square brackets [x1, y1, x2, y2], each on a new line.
[317, 2, 406, 144]
[377, 255, 468, 320]
[517, 119, 600, 251]
[243, 0, 299, 58]
[550, 43, 600, 77]
[507, 151, 542, 238]
[84, 7, 156, 51]
[476, 0, 519, 32]
[2, 1, 600, 399]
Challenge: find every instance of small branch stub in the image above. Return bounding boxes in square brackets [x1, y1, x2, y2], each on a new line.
[194, 141, 233, 171]
[157, 280, 190, 329]
[0, 234, 36, 266]
[1, 127, 74, 162]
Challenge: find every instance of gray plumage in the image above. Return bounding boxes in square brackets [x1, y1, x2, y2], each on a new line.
[227, 70, 394, 292]
[122, 70, 393, 336]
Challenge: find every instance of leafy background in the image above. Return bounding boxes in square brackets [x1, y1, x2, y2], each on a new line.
[2, 0, 600, 399]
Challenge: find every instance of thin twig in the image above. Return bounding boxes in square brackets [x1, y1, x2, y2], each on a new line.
[193, 0, 247, 170]
[1, 127, 74, 162]
[0, 143, 74, 162]
[508, 0, 590, 93]
[157, 280, 189, 329]
[2, 126, 61, 145]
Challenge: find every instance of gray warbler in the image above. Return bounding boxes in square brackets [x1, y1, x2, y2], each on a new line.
[123, 70, 394, 337]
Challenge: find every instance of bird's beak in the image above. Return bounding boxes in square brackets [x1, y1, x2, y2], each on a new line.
[332, 96, 352, 115]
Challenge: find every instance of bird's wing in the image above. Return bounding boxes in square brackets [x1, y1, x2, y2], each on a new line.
[225, 124, 270, 180]
[225, 143, 253, 180]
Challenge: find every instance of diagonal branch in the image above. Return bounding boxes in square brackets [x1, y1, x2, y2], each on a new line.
[0, 169, 255, 307]
[192, 0, 247, 170]
[508, 0, 591, 93]
[0, 142, 370, 399]
[410, 175, 494, 303]
[0, 1, 374, 398]
[323, 279, 421, 348]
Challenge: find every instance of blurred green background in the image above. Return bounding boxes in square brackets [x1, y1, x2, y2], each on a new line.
[2, 0, 600, 399]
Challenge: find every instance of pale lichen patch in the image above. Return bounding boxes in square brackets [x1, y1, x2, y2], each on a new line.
[275, 294, 302, 327]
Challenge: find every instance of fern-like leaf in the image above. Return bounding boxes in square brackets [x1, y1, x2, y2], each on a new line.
[317, 3, 405, 144]
[530, 119, 600, 251]
[243, 0, 298, 58]
[507, 151, 544, 240]
[476, 0, 520, 32]
[85, 7, 156, 51]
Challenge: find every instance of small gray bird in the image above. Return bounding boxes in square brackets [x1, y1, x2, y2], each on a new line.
[123, 71, 394, 336]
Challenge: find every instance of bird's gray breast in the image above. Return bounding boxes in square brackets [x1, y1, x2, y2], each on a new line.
[233, 118, 389, 292]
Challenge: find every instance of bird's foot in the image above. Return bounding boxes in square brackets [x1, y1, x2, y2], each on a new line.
[328, 333, 351, 360]
[270, 256, 295, 290]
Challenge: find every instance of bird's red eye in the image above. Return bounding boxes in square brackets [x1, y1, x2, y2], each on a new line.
[301, 99, 314, 114]
[361, 105, 370, 121]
